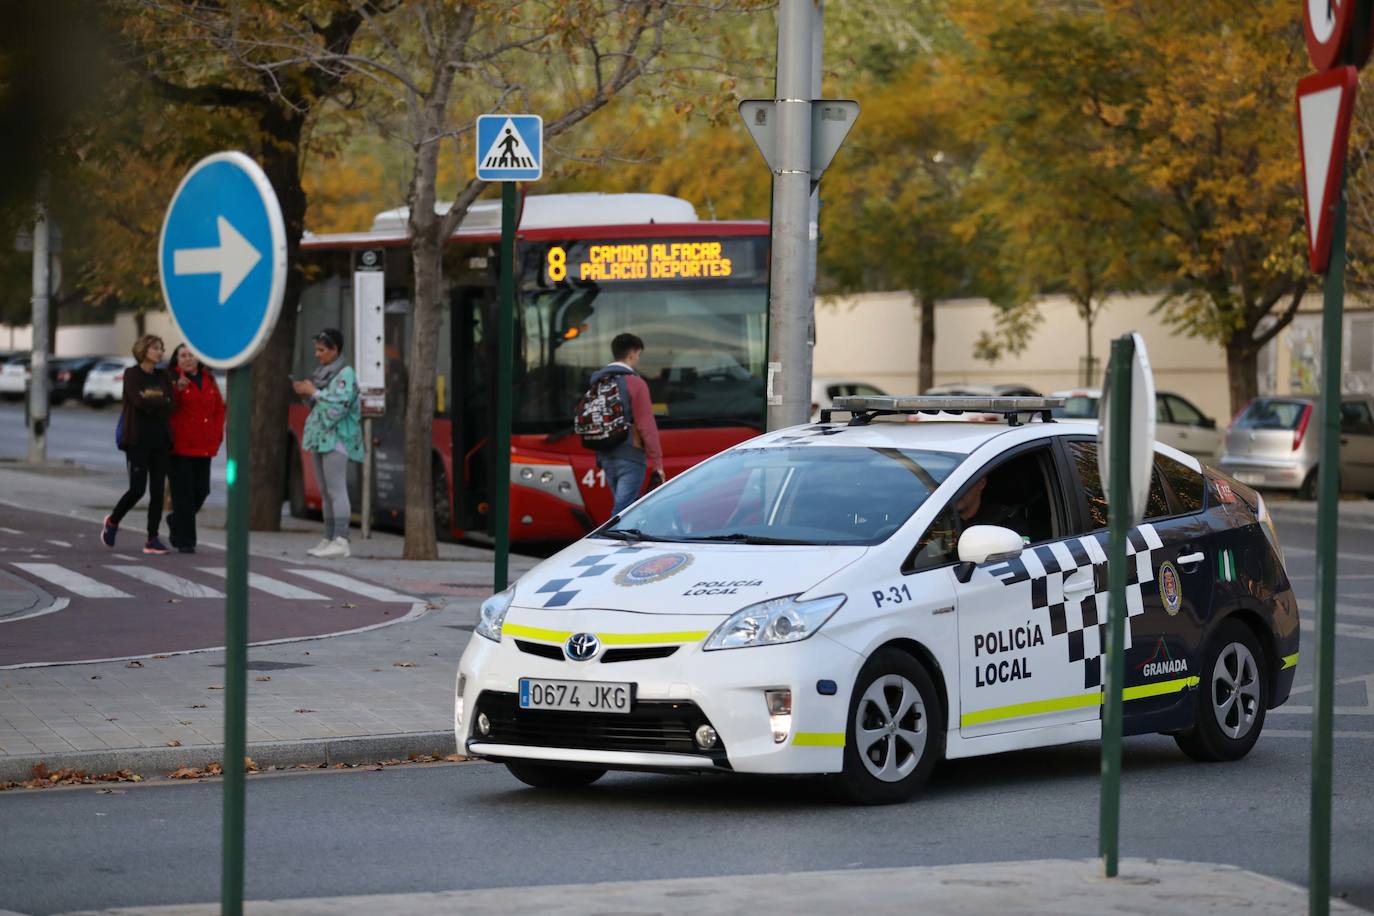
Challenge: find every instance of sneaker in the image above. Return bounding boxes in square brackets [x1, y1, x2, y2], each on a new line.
[316, 537, 350, 559]
[143, 537, 170, 556]
[100, 516, 117, 548]
[306, 538, 333, 558]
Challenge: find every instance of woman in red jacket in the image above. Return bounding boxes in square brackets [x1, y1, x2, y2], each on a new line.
[167, 343, 226, 553]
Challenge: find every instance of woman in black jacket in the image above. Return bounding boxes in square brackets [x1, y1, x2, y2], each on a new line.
[101, 334, 177, 554]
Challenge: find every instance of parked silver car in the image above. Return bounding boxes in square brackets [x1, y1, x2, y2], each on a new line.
[1049, 388, 1222, 463]
[1219, 394, 1374, 499]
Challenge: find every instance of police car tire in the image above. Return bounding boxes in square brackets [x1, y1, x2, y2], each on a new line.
[834, 649, 943, 806]
[504, 760, 607, 790]
[1174, 619, 1268, 763]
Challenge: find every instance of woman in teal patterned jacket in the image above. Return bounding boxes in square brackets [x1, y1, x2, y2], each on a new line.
[292, 328, 363, 559]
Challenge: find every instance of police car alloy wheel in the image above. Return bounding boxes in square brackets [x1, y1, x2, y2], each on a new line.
[504, 760, 607, 790]
[1174, 620, 1269, 762]
[835, 649, 943, 805]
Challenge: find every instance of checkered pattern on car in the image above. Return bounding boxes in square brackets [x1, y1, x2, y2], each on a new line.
[532, 546, 648, 608]
[984, 524, 1163, 690]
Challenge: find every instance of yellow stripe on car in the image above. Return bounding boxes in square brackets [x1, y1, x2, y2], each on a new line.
[792, 732, 845, 747]
[961, 676, 1200, 728]
[1281, 652, 1299, 670]
[502, 622, 707, 646]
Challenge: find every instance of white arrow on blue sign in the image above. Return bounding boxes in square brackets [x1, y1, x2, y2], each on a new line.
[158, 151, 287, 369]
[475, 114, 543, 181]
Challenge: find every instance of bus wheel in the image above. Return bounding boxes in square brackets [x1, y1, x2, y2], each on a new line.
[433, 461, 452, 541]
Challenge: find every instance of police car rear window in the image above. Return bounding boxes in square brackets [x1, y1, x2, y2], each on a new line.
[1068, 441, 1169, 529]
[1157, 454, 1204, 513]
[605, 446, 962, 547]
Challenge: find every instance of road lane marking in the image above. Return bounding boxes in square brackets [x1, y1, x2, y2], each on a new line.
[286, 569, 416, 602]
[1264, 729, 1374, 739]
[199, 567, 326, 600]
[0, 527, 22, 535]
[106, 565, 224, 599]
[1299, 617, 1374, 639]
[12, 563, 132, 598]
[45, 539, 71, 547]
[1280, 546, 1374, 563]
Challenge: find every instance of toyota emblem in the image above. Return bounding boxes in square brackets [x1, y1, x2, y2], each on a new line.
[565, 632, 600, 661]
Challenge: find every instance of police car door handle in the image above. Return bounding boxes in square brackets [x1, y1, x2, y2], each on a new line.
[1064, 574, 1094, 594]
[1178, 551, 1205, 567]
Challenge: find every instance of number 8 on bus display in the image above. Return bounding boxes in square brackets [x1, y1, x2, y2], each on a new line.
[287, 193, 769, 546]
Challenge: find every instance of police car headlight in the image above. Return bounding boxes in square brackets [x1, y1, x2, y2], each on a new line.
[475, 587, 515, 643]
[702, 594, 845, 651]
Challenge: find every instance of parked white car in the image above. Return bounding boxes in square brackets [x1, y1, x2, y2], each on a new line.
[0, 356, 32, 401]
[82, 357, 136, 406]
[1050, 388, 1222, 463]
[811, 379, 887, 420]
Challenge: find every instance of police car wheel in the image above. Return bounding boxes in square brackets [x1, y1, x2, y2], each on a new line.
[1174, 620, 1268, 762]
[834, 649, 942, 805]
[504, 760, 606, 790]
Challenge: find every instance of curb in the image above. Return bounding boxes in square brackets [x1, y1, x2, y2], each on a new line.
[0, 730, 456, 784]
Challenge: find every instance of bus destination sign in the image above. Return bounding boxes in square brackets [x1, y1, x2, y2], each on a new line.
[543, 237, 760, 285]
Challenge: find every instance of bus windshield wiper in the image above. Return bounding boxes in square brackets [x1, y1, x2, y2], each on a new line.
[683, 532, 811, 545]
[597, 528, 669, 543]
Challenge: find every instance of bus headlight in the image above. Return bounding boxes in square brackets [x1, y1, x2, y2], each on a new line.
[703, 594, 845, 651]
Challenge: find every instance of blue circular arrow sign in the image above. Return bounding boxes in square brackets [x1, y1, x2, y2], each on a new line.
[158, 151, 286, 369]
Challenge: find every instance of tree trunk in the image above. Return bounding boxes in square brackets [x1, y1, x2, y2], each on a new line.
[918, 293, 935, 393]
[1225, 340, 1260, 419]
[402, 228, 444, 559]
[248, 108, 307, 531]
[1084, 313, 1094, 387]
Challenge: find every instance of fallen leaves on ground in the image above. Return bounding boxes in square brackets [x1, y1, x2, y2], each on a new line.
[286, 752, 468, 772]
[392, 661, 416, 668]
[167, 757, 258, 780]
[0, 763, 142, 792]
[293, 708, 316, 714]
[206, 685, 223, 690]
[165, 740, 182, 747]
[190, 704, 206, 709]
[125, 660, 143, 669]
[255, 676, 271, 682]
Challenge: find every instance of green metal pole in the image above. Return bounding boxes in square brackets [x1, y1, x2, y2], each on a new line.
[494, 183, 516, 592]
[1309, 172, 1345, 916]
[221, 364, 251, 916]
[1099, 334, 1134, 878]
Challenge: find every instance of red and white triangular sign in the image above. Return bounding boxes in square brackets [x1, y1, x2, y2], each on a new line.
[1296, 67, 1359, 274]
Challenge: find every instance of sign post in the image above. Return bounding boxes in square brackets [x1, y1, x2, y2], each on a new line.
[1096, 332, 1155, 878]
[158, 150, 286, 916]
[476, 114, 542, 591]
[354, 249, 386, 540]
[1296, 1, 1370, 909]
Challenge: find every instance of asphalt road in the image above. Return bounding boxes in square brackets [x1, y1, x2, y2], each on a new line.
[0, 505, 420, 666]
[0, 401, 230, 508]
[0, 514, 1370, 914]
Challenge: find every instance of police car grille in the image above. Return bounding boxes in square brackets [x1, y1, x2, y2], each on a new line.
[474, 691, 727, 761]
[601, 646, 679, 663]
[514, 640, 565, 661]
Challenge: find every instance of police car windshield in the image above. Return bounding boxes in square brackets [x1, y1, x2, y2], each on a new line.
[603, 446, 962, 547]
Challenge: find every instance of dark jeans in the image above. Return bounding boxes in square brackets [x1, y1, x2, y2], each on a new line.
[168, 455, 212, 548]
[111, 446, 170, 539]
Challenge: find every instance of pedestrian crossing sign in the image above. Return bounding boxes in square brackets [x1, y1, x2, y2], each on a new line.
[475, 114, 543, 181]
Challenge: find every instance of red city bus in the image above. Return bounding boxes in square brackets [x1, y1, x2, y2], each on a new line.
[288, 193, 769, 543]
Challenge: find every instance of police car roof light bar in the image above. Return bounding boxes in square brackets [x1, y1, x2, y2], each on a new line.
[823, 395, 1066, 427]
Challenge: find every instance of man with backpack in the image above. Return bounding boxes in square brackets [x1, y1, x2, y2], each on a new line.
[574, 333, 664, 515]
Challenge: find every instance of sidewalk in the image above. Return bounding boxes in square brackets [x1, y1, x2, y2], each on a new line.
[53, 858, 1369, 915]
[0, 462, 540, 783]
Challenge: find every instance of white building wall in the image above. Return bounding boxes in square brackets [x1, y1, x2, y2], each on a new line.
[816, 291, 1232, 421]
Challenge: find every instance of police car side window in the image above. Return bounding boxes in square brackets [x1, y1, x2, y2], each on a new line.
[1068, 440, 1168, 530]
[905, 504, 961, 573]
[1157, 454, 1205, 513]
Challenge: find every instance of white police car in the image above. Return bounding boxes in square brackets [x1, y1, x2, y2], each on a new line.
[455, 397, 1299, 804]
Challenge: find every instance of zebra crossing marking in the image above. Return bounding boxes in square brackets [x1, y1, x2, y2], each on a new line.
[106, 565, 224, 599]
[12, 563, 133, 599]
[287, 569, 417, 603]
[199, 567, 327, 600]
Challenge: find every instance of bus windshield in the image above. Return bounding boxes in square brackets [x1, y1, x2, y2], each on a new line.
[516, 239, 768, 432]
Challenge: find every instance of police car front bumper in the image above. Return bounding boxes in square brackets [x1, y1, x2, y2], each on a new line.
[455, 608, 863, 775]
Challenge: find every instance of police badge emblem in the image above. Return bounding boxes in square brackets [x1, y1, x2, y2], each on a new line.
[1158, 561, 1182, 615]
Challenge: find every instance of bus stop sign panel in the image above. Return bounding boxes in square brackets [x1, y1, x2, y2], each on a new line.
[158, 151, 287, 369]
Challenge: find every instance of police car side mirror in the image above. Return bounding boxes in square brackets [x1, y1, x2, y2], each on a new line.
[957, 525, 1024, 567]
